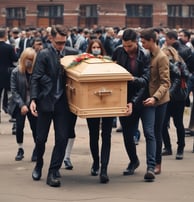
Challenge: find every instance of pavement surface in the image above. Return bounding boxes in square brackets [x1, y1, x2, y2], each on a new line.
[0, 108, 194, 202]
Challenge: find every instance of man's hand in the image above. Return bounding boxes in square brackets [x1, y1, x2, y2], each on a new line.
[30, 100, 38, 117]
[126, 102, 133, 116]
[143, 97, 156, 106]
[21, 105, 28, 115]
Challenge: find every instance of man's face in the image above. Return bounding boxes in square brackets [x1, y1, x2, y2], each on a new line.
[178, 32, 188, 43]
[33, 41, 43, 52]
[140, 38, 150, 50]
[165, 36, 173, 46]
[52, 33, 66, 51]
[122, 40, 137, 54]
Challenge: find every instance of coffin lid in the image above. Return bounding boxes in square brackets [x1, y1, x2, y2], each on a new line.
[61, 55, 133, 82]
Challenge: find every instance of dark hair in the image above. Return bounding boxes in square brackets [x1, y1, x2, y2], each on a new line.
[95, 28, 103, 34]
[51, 25, 67, 37]
[179, 29, 191, 40]
[140, 28, 157, 42]
[32, 37, 43, 45]
[0, 28, 6, 38]
[165, 30, 178, 40]
[86, 39, 106, 56]
[122, 28, 137, 41]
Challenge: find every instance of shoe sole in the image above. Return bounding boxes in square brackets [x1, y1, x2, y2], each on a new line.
[65, 166, 73, 170]
[162, 153, 172, 156]
[46, 180, 61, 187]
[123, 161, 140, 176]
[100, 176, 109, 184]
[176, 157, 183, 160]
[32, 174, 41, 181]
[15, 156, 24, 161]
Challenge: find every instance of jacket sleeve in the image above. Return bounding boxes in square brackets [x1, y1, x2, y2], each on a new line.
[30, 50, 52, 101]
[130, 50, 150, 105]
[169, 62, 181, 96]
[11, 68, 25, 108]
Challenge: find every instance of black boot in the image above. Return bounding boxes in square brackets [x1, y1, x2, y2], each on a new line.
[32, 166, 42, 181]
[99, 167, 109, 184]
[47, 172, 61, 187]
[162, 148, 172, 156]
[15, 148, 24, 161]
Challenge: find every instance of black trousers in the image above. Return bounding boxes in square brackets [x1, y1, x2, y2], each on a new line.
[162, 100, 185, 151]
[15, 107, 37, 144]
[0, 88, 8, 112]
[68, 111, 77, 138]
[35, 95, 70, 173]
[86, 117, 113, 169]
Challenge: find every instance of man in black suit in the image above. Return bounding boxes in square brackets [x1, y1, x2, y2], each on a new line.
[30, 25, 78, 187]
[0, 28, 18, 115]
[18, 28, 34, 57]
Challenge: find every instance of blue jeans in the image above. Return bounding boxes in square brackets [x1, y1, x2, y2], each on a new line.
[120, 105, 156, 170]
[154, 103, 168, 164]
[141, 106, 156, 170]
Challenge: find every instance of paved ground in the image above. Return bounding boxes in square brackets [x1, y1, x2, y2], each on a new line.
[0, 108, 194, 202]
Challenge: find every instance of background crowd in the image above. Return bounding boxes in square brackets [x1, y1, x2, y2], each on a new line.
[0, 24, 194, 187]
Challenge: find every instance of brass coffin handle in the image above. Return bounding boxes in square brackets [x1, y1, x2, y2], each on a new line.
[94, 88, 112, 97]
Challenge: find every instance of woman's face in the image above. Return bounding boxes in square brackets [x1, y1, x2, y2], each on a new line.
[91, 42, 101, 56]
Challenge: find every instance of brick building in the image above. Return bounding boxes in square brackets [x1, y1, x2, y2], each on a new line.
[0, 0, 194, 29]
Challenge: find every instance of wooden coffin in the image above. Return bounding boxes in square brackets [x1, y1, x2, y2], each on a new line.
[61, 54, 133, 118]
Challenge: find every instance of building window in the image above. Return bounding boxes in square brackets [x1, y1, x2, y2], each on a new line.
[6, 7, 25, 27]
[126, 4, 152, 28]
[168, 5, 181, 17]
[79, 5, 98, 28]
[126, 4, 152, 17]
[37, 5, 64, 27]
[168, 5, 194, 28]
[190, 6, 194, 17]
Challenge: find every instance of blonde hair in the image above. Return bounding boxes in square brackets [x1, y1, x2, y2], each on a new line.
[161, 45, 182, 62]
[19, 47, 36, 74]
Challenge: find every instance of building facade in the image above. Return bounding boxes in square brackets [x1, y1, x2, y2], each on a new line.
[0, 0, 194, 29]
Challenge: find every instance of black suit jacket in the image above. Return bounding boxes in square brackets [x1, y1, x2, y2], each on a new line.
[30, 45, 78, 112]
[18, 37, 34, 57]
[0, 41, 18, 89]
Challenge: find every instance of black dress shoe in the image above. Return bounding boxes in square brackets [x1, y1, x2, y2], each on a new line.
[176, 151, 183, 160]
[64, 158, 73, 170]
[15, 148, 24, 161]
[100, 168, 109, 184]
[47, 173, 61, 187]
[123, 159, 140, 175]
[91, 167, 99, 176]
[32, 166, 42, 181]
[162, 148, 172, 156]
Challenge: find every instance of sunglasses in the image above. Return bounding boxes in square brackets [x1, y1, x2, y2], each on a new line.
[54, 40, 66, 45]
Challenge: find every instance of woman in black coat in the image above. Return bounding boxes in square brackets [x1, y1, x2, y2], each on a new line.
[10, 47, 37, 161]
[162, 46, 190, 159]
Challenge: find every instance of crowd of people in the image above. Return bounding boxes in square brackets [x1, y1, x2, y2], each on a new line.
[0, 24, 194, 187]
